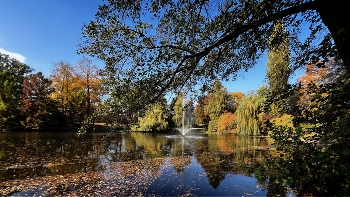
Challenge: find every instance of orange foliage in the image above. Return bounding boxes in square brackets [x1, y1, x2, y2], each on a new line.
[195, 95, 210, 125]
[217, 136, 237, 153]
[298, 62, 329, 86]
[229, 92, 244, 106]
[217, 112, 236, 133]
[297, 62, 330, 107]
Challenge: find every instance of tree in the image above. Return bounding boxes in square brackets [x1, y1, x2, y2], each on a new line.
[172, 93, 183, 128]
[265, 77, 350, 196]
[75, 58, 102, 117]
[295, 60, 346, 110]
[50, 61, 75, 121]
[266, 21, 291, 117]
[78, 0, 350, 107]
[132, 102, 169, 132]
[20, 72, 62, 129]
[235, 86, 266, 135]
[296, 61, 329, 108]
[194, 95, 210, 126]
[204, 80, 229, 133]
[68, 89, 87, 125]
[266, 21, 291, 94]
[50, 60, 102, 125]
[228, 92, 245, 112]
[217, 112, 236, 133]
[0, 53, 32, 130]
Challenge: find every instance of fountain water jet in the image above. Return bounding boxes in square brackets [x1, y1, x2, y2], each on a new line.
[179, 94, 192, 136]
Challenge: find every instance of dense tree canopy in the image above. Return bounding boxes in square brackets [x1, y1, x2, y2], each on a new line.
[235, 86, 267, 135]
[132, 101, 169, 132]
[0, 53, 32, 129]
[79, 0, 350, 107]
[50, 59, 102, 125]
[266, 21, 291, 94]
[21, 72, 62, 129]
[194, 95, 210, 126]
[204, 80, 229, 133]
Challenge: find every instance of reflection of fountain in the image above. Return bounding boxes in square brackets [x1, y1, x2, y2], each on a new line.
[179, 94, 192, 136]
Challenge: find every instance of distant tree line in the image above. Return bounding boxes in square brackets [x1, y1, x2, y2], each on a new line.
[0, 53, 102, 131]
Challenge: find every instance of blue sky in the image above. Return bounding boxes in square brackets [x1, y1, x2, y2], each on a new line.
[0, 1, 301, 95]
[0, 1, 104, 75]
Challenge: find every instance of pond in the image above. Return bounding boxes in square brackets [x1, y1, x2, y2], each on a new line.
[0, 130, 285, 196]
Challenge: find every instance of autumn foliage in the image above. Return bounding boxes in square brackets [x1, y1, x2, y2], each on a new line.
[194, 95, 210, 126]
[296, 62, 330, 108]
[217, 112, 236, 133]
[21, 72, 61, 129]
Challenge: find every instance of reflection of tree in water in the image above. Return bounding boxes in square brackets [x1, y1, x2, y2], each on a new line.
[238, 136, 350, 196]
[170, 156, 191, 173]
[0, 133, 101, 181]
[193, 136, 269, 189]
[129, 132, 170, 158]
[197, 152, 231, 188]
[241, 157, 288, 196]
[101, 133, 145, 162]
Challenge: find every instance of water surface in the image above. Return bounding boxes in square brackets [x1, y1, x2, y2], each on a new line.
[0, 131, 271, 196]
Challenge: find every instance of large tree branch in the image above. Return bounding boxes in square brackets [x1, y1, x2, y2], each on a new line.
[150, 1, 319, 102]
[118, 28, 195, 54]
[208, 1, 318, 57]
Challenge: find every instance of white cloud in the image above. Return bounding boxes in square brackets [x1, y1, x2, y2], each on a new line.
[0, 47, 26, 63]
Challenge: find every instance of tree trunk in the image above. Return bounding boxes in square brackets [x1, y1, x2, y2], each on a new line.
[316, 0, 350, 76]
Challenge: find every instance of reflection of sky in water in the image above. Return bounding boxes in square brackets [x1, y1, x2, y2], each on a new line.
[0, 132, 271, 195]
[146, 157, 267, 196]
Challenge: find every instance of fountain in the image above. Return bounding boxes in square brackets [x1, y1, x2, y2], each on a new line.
[179, 94, 192, 136]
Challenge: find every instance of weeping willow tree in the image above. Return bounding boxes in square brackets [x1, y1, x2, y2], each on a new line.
[235, 91, 266, 136]
[131, 102, 168, 132]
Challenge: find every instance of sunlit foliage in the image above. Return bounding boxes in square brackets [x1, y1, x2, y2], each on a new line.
[266, 21, 291, 94]
[132, 102, 169, 132]
[204, 80, 229, 133]
[50, 61, 76, 119]
[264, 61, 350, 195]
[172, 93, 183, 128]
[217, 112, 236, 133]
[235, 87, 266, 136]
[229, 92, 244, 111]
[79, 0, 350, 109]
[50, 59, 102, 125]
[266, 21, 291, 117]
[75, 58, 102, 117]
